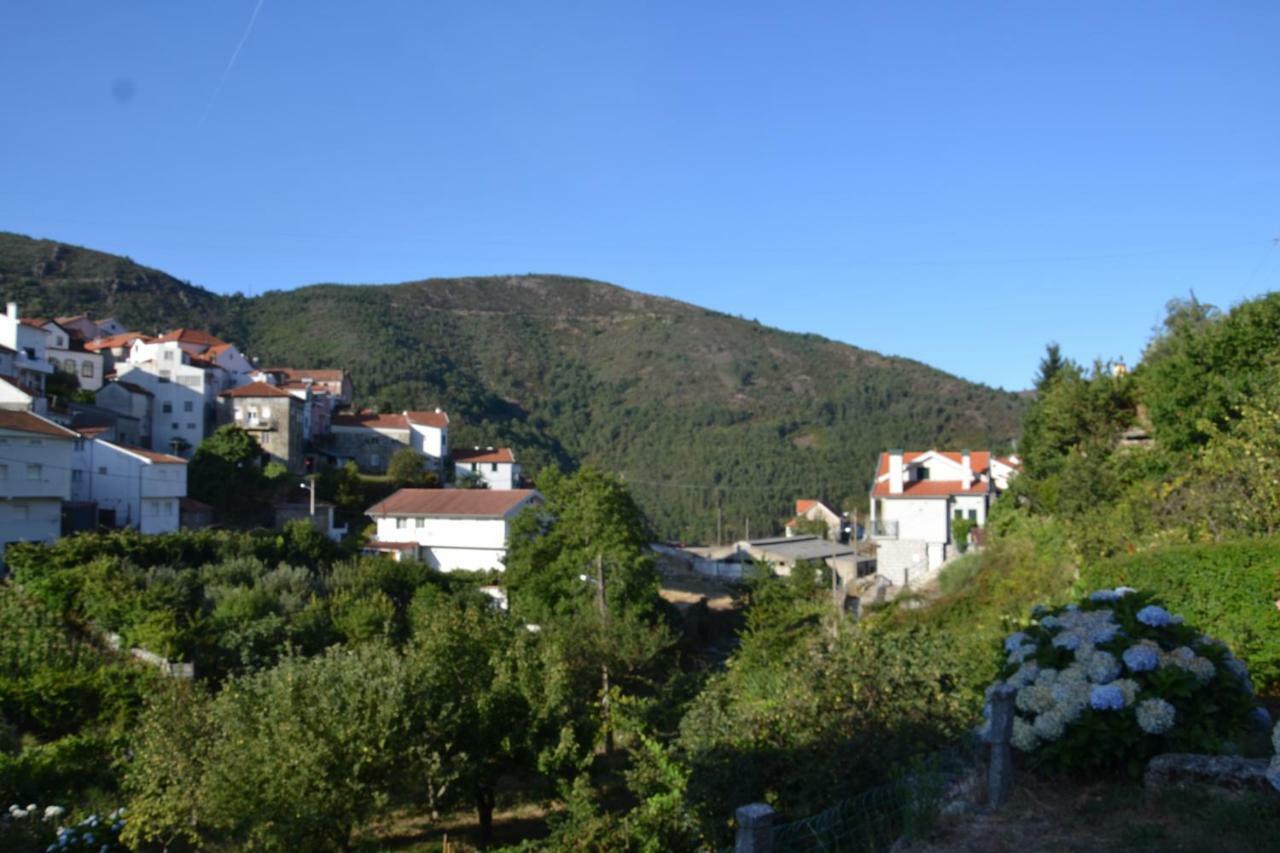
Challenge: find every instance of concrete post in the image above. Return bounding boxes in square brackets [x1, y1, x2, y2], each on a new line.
[985, 683, 1016, 809]
[734, 803, 775, 853]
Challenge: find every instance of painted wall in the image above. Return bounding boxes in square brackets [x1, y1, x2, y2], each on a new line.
[86, 441, 186, 534]
[373, 514, 512, 572]
[457, 461, 520, 490]
[879, 497, 949, 543]
[0, 498, 60, 567]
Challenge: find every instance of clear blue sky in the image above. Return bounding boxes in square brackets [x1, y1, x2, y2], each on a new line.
[2, 2, 1278, 390]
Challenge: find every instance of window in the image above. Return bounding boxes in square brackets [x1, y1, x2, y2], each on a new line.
[395, 518, 406, 529]
[73, 438, 84, 451]
[71, 469, 83, 483]
[183, 400, 193, 412]
[187, 423, 196, 430]
[162, 402, 172, 413]
[98, 466, 108, 475]
[415, 518, 425, 528]
[26, 463, 41, 481]
[0, 464, 7, 480]
[968, 509, 978, 521]
[163, 350, 173, 361]
[81, 361, 93, 378]
[491, 463, 498, 472]
[171, 422, 179, 430]
[953, 509, 963, 520]
[916, 467, 930, 481]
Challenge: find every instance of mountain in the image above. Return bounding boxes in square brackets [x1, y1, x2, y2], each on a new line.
[0, 232, 1027, 540]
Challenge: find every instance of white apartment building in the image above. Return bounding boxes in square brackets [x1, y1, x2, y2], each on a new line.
[452, 447, 521, 490]
[0, 410, 76, 567]
[364, 488, 539, 572]
[0, 303, 54, 393]
[70, 437, 187, 533]
[113, 340, 234, 456]
[868, 449, 1020, 587]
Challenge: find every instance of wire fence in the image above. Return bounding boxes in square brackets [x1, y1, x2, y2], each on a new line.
[764, 741, 982, 853]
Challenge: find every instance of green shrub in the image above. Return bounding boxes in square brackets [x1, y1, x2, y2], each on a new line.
[1079, 539, 1280, 691]
[990, 589, 1259, 777]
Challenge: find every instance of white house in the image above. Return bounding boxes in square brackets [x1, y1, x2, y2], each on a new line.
[452, 447, 520, 490]
[784, 499, 845, 541]
[0, 303, 54, 393]
[0, 410, 76, 568]
[868, 449, 1018, 587]
[364, 488, 539, 572]
[70, 437, 187, 533]
[39, 319, 104, 392]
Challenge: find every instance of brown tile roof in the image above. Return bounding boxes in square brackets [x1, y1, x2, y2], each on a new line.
[220, 381, 293, 399]
[76, 426, 111, 438]
[86, 332, 150, 351]
[407, 410, 449, 428]
[263, 367, 347, 383]
[332, 410, 449, 431]
[103, 441, 187, 464]
[19, 318, 51, 330]
[367, 488, 537, 518]
[154, 328, 228, 348]
[0, 410, 78, 438]
[452, 447, 515, 464]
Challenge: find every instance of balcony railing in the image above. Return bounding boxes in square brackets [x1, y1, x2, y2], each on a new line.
[868, 519, 899, 539]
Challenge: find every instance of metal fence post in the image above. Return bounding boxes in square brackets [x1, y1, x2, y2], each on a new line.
[985, 683, 1016, 809]
[734, 803, 776, 853]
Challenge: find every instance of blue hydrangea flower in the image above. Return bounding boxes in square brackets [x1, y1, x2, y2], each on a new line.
[1089, 589, 1120, 603]
[1089, 684, 1126, 711]
[1004, 631, 1030, 653]
[1086, 651, 1121, 684]
[1052, 632, 1082, 651]
[1123, 642, 1160, 673]
[1137, 605, 1174, 627]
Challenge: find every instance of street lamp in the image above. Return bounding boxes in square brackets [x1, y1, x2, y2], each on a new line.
[299, 475, 317, 516]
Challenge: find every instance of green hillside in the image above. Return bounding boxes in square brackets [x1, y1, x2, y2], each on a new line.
[0, 231, 1026, 539]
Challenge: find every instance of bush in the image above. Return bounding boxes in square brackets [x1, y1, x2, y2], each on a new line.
[988, 588, 1259, 777]
[1079, 539, 1280, 691]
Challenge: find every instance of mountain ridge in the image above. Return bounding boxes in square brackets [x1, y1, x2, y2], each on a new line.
[0, 231, 1027, 539]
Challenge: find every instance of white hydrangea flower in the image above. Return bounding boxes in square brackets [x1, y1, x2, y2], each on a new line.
[1050, 680, 1092, 721]
[1086, 651, 1121, 684]
[1136, 698, 1177, 735]
[1033, 667, 1060, 687]
[1011, 717, 1041, 752]
[1033, 707, 1069, 741]
[1016, 684, 1056, 714]
[1113, 678, 1139, 707]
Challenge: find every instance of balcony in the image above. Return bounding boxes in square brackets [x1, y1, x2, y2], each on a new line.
[868, 519, 899, 539]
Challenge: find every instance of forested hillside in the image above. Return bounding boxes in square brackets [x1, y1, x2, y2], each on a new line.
[1, 232, 1025, 539]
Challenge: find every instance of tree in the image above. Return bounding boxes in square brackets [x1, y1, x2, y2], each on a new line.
[1033, 342, 1067, 392]
[387, 447, 430, 487]
[188, 425, 270, 526]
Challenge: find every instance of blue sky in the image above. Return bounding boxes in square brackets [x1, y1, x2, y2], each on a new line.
[2, 1, 1277, 390]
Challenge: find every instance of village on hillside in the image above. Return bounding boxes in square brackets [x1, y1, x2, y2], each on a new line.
[0, 300, 1023, 606]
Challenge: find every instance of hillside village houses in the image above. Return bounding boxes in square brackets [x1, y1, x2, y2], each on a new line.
[453, 446, 522, 490]
[868, 449, 1020, 587]
[363, 489, 541, 572]
[0, 410, 77, 566]
[327, 409, 450, 474]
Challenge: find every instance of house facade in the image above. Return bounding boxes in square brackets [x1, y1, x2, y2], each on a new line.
[0, 303, 54, 393]
[94, 381, 154, 448]
[218, 381, 306, 472]
[0, 410, 76, 567]
[112, 339, 235, 456]
[40, 319, 104, 392]
[328, 410, 449, 474]
[364, 489, 539, 572]
[868, 449, 1018, 587]
[452, 447, 520, 490]
[71, 438, 187, 533]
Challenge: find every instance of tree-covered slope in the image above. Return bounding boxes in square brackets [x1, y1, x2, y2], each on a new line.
[1, 232, 1026, 539]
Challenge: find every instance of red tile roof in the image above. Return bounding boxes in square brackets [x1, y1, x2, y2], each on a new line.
[871, 450, 995, 498]
[0, 410, 78, 438]
[86, 332, 150, 351]
[452, 447, 515, 464]
[263, 367, 347, 383]
[220, 381, 294, 399]
[154, 328, 229, 348]
[407, 410, 449, 428]
[796, 499, 818, 514]
[367, 488, 537, 518]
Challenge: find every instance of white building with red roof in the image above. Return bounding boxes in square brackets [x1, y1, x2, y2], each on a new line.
[70, 436, 188, 534]
[868, 449, 1020, 586]
[328, 409, 450, 475]
[452, 446, 520, 490]
[783, 499, 845, 541]
[0, 410, 77, 566]
[0, 302, 54, 394]
[364, 488, 540, 571]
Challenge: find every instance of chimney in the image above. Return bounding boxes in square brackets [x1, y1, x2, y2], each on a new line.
[961, 449, 972, 490]
[6, 302, 16, 319]
[888, 449, 904, 495]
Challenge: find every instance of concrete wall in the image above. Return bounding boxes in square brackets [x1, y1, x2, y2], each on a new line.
[457, 461, 519, 490]
[222, 395, 304, 472]
[0, 428, 73, 501]
[879, 497, 949, 543]
[0, 498, 60, 567]
[329, 427, 407, 472]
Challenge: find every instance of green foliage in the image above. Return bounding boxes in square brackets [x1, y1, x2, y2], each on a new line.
[993, 590, 1258, 777]
[951, 516, 977, 553]
[1080, 540, 1280, 691]
[789, 515, 830, 539]
[188, 425, 271, 526]
[386, 446, 429, 487]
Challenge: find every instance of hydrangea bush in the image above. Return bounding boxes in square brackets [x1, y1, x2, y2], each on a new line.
[985, 589, 1261, 775]
[0, 804, 125, 852]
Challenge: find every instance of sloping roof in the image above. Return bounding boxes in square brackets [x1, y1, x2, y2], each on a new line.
[103, 441, 187, 464]
[367, 488, 538, 518]
[452, 447, 515, 464]
[0, 375, 34, 398]
[0, 410, 78, 438]
[220, 381, 293, 399]
[55, 315, 88, 325]
[86, 332, 150, 351]
[154, 328, 229, 348]
[332, 410, 449, 431]
[20, 317, 52, 329]
[109, 380, 153, 397]
[795, 499, 817, 514]
[263, 367, 347, 383]
[872, 450, 995, 498]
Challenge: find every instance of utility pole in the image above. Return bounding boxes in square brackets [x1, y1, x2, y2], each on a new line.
[595, 553, 613, 757]
[716, 494, 723, 547]
[300, 474, 317, 516]
[745, 516, 750, 542]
